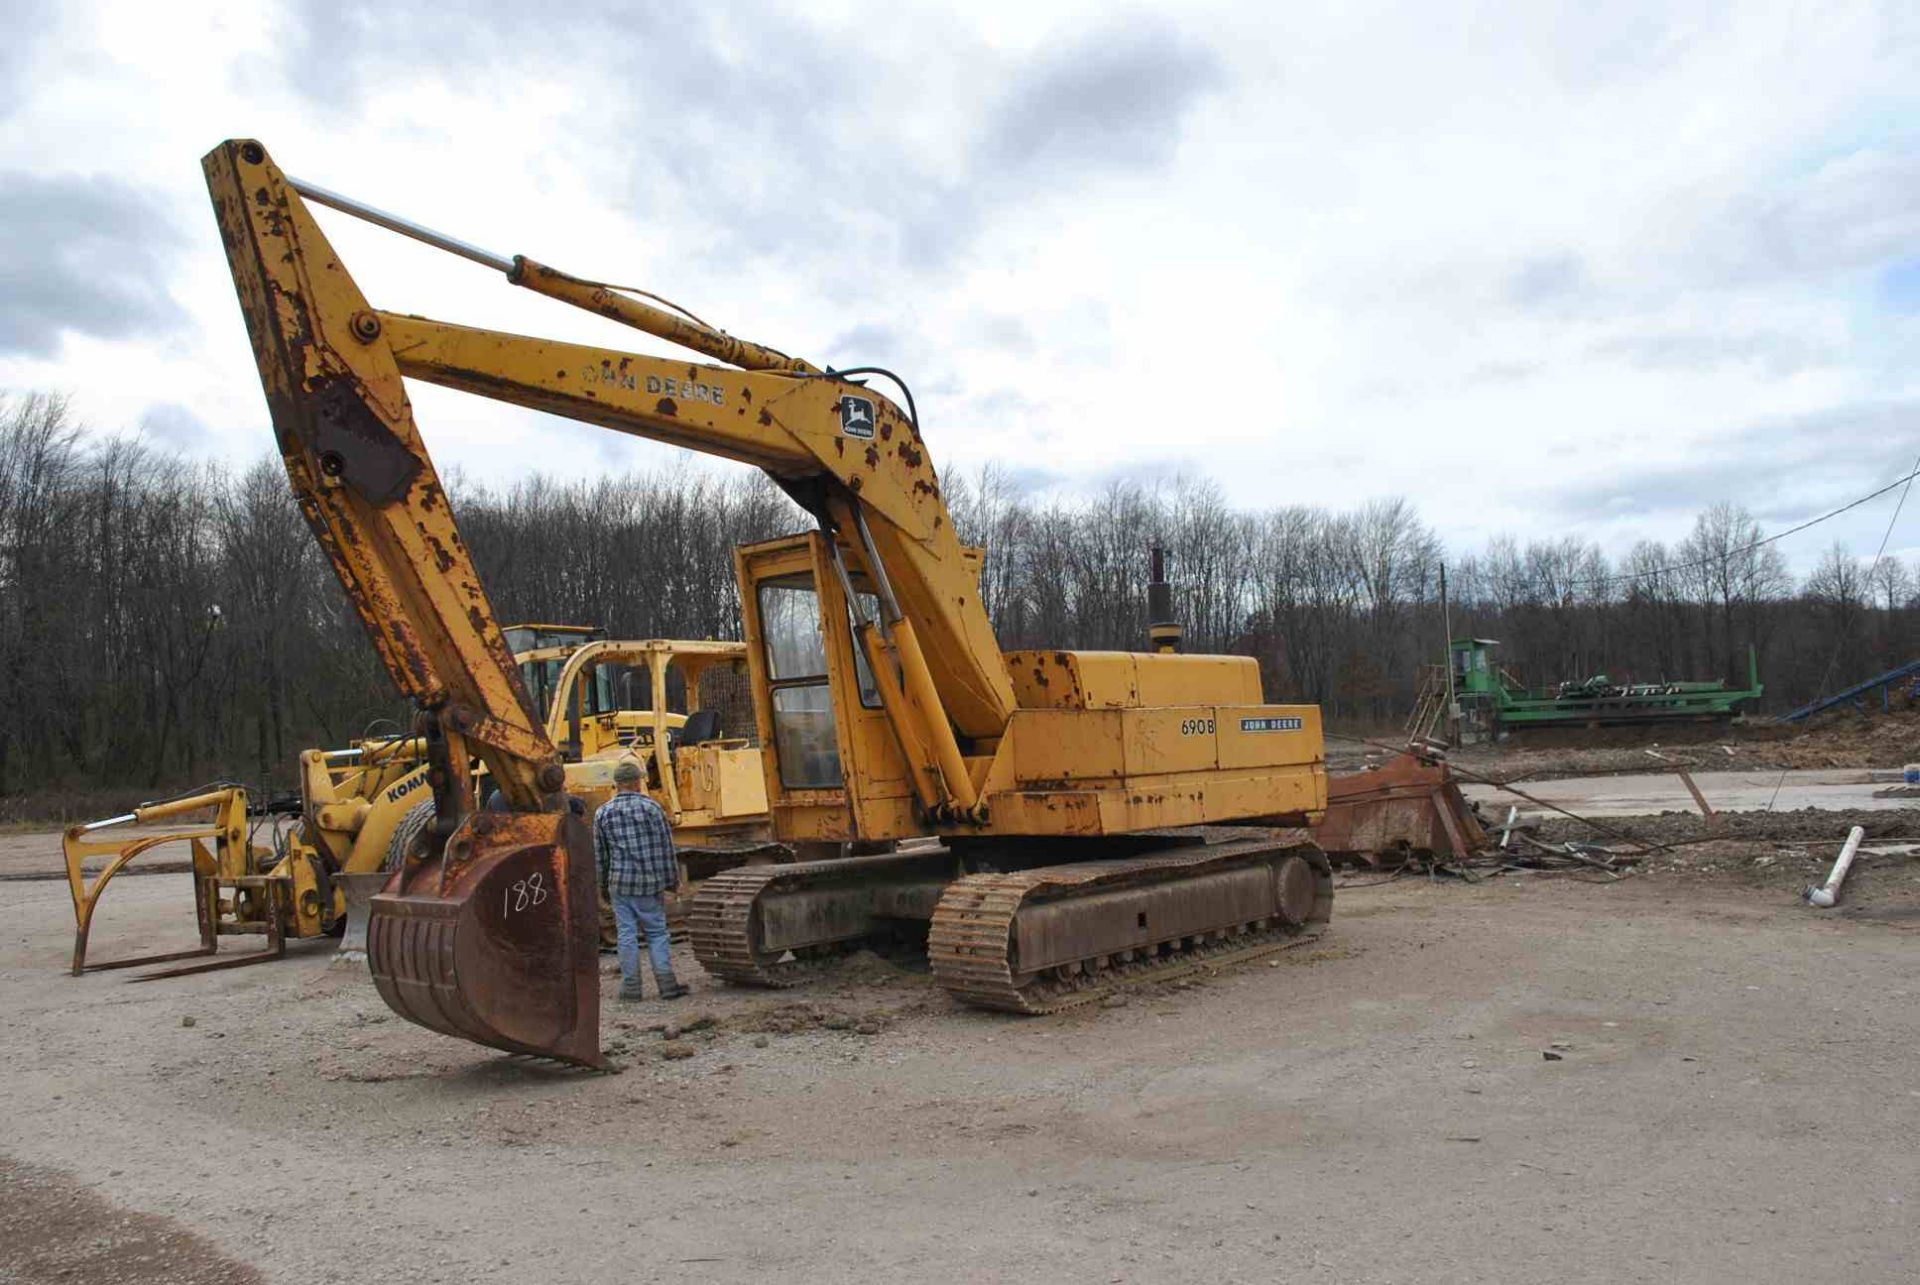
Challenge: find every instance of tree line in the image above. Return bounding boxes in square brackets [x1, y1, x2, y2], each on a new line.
[3, 391, 1914, 809]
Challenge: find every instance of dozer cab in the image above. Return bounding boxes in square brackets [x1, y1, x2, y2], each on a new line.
[202, 139, 1333, 1068]
[511, 630, 771, 856]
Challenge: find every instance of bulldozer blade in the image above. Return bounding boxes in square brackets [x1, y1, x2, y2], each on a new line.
[1314, 755, 1487, 867]
[367, 809, 604, 1068]
[333, 871, 389, 961]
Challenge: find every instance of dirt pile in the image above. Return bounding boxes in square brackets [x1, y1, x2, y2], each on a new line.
[1526, 806, 1920, 906]
[1454, 705, 1920, 781]
[1535, 806, 1918, 849]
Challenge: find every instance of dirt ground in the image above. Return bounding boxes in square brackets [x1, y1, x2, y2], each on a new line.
[1435, 704, 1920, 783]
[3, 816, 1917, 1285]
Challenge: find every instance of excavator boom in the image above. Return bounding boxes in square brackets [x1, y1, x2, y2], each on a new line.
[204, 139, 1331, 1067]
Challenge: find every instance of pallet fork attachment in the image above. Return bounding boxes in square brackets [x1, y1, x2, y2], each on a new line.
[62, 789, 289, 979]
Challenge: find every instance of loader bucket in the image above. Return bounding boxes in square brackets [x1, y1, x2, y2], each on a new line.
[367, 809, 604, 1068]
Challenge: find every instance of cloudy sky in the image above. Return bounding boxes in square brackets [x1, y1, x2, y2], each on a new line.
[3, 0, 1917, 571]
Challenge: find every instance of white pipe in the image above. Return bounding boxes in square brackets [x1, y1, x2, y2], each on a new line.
[288, 176, 516, 275]
[79, 813, 137, 832]
[1806, 826, 1866, 908]
[322, 748, 364, 761]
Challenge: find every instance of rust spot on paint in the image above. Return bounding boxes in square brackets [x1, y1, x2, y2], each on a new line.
[758, 408, 773, 426]
[864, 445, 880, 469]
[656, 397, 678, 415]
[880, 420, 893, 441]
[897, 442, 924, 468]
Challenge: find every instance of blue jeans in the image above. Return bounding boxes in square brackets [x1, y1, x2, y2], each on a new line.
[612, 893, 674, 985]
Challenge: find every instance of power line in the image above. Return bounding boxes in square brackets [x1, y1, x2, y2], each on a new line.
[1765, 443, 1920, 811]
[1564, 460, 1920, 592]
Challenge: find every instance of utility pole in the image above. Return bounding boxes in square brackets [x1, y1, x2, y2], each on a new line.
[1440, 563, 1458, 746]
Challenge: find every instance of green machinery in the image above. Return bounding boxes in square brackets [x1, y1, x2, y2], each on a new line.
[1450, 638, 1763, 732]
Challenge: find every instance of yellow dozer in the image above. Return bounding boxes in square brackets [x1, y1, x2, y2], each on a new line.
[505, 627, 771, 857]
[200, 138, 1333, 1068]
[64, 627, 773, 978]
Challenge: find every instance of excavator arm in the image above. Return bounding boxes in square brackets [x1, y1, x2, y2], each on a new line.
[205, 140, 1011, 822]
[202, 139, 1017, 1064]
[206, 141, 1340, 1061]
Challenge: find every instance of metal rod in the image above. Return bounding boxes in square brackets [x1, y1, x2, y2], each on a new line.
[322, 747, 364, 761]
[80, 813, 137, 833]
[287, 176, 514, 275]
[1440, 564, 1457, 746]
[818, 516, 867, 625]
[850, 504, 903, 624]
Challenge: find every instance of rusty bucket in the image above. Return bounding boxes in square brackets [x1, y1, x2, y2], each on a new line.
[1314, 755, 1487, 867]
[367, 810, 603, 1067]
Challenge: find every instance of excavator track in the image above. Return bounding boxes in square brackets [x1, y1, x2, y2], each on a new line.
[929, 834, 1331, 1014]
[688, 850, 951, 987]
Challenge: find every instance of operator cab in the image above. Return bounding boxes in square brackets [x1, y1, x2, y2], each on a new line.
[506, 624, 617, 723]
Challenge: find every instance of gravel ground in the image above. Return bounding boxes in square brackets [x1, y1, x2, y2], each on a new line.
[3, 824, 1917, 1284]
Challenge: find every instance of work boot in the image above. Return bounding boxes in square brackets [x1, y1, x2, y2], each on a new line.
[654, 969, 689, 1001]
[617, 978, 646, 1002]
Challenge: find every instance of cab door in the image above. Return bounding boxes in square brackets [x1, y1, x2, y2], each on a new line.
[735, 534, 918, 841]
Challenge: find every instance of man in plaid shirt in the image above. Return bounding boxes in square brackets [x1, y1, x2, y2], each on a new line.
[594, 758, 687, 1001]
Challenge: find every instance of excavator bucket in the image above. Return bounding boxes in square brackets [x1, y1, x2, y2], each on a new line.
[367, 809, 604, 1068]
[1314, 754, 1487, 867]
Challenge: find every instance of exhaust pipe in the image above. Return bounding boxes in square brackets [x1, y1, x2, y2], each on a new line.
[1147, 547, 1181, 654]
[1805, 825, 1865, 908]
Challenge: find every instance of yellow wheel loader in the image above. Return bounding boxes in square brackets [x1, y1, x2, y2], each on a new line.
[202, 139, 1333, 1068]
[64, 629, 774, 977]
[63, 735, 429, 977]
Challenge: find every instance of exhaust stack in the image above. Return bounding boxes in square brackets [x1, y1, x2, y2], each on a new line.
[1147, 547, 1181, 654]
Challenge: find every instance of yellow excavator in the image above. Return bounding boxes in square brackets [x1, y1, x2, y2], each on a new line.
[203, 139, 1333, 1068]
[63, 627, 770, 977]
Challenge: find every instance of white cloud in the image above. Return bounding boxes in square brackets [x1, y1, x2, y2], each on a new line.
[0, 0, 1916, 578]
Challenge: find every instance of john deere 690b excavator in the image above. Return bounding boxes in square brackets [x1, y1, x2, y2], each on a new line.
[203, 139, 1332, 1068]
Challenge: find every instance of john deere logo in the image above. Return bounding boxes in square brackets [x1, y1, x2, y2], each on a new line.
[839, 395, 876, 439]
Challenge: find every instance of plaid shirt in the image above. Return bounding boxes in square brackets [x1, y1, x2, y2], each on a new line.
[593, 790, 678, 897]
